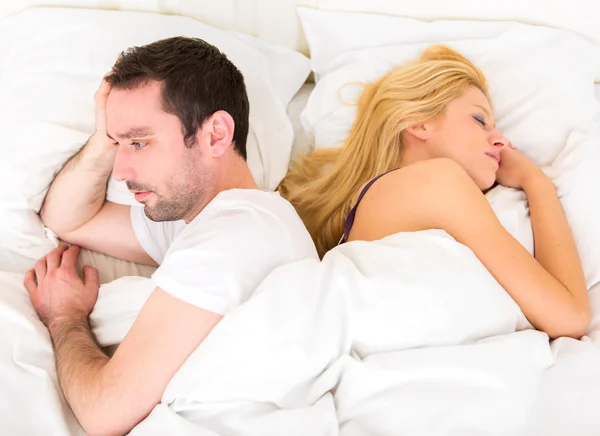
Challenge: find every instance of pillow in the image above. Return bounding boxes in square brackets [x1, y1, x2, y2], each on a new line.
[76, 248, 156, 285]
[587, 281, 600, 345]
[0, 6, 310, 259]
[311, 0, 600, 51]
[298, 8, 600, 288]
[288, 83, 316, 162]
[0, 0, 317, 55]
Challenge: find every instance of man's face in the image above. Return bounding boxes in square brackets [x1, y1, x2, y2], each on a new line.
[105, 81, 213, 223]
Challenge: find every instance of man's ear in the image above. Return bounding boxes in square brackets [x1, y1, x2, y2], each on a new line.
[195, 110, 235, 157]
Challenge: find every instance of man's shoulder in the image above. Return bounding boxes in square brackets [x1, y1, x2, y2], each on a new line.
[209, 188, 294, 213]
[194, 189, 304, 230]
[180, 188, 316, 258]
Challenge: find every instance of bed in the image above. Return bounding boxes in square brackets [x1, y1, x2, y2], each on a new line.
[1, 1, 600, 435]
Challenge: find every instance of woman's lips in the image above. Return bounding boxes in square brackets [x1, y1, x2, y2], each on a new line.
[485, 152, 500, 164]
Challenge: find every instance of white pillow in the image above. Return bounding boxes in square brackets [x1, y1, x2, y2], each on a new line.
[0, 0, 317, 55]
[288, 83, 316, 162]
[0, 7, 310, 259]
[298, 8, 600, 288]
[587, 281, 600, 345]
[312, 0, 600, 52]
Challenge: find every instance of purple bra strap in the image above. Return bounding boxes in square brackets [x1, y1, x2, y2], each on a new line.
[338, 168, 399, 245]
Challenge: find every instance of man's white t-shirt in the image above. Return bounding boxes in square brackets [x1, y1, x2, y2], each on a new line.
[130, 189, 317, 315]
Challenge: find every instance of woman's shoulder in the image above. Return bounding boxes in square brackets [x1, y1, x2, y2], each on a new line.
[351, 158, 483, 240]
[372, 158, 474, 199]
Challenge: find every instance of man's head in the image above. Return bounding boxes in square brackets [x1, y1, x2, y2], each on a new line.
[104, 36, 250, 222]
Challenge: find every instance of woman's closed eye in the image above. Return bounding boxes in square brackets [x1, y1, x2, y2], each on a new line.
[473, 115, 486, 127]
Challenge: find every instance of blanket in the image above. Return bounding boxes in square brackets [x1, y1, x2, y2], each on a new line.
[3, 231, 600, 435]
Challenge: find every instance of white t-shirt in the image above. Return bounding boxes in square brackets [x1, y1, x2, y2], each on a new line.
[130, 189, 317, 315]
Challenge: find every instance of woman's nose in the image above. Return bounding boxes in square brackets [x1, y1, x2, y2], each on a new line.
[490, 130, 509, 149]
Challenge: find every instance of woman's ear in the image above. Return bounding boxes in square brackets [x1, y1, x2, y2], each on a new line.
[405, 123, 429, 142]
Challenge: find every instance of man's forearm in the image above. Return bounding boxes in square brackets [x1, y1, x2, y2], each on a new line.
[49, 315, 109, 433]
[40, 135, 116, 235]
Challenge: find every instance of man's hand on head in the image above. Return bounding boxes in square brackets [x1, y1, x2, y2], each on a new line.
[24, 245, 99, 332]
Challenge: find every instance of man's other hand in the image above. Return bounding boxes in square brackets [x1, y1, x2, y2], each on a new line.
[24, 245, 100, 330]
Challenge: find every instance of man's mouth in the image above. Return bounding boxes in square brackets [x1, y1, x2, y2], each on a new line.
[131, 191, 152, 202]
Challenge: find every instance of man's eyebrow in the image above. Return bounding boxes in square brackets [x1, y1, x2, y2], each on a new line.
[107, 127, 154, 141]
[473, 104, 496, 128]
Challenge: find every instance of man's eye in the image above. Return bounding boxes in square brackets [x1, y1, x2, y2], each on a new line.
[131, 141, 147, 150]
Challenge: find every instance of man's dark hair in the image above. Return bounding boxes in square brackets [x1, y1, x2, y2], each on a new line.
[106, 36, 250, 159]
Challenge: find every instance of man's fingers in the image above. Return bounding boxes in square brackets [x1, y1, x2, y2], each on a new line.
[94, 75, 112, 104]
[60, 245, 81, 272]
[83, 265, 100, 290]
[46, 245, 68, 271]
[23, 270, 37, 295]
[34, 258, 47, 283]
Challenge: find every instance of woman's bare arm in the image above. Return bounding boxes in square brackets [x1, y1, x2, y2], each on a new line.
[350, 158, 590, 339]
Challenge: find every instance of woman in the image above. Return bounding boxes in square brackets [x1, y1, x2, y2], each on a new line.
[279, 45, 590, 339]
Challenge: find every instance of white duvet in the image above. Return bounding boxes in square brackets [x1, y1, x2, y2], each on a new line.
[3, 225, 600, 435]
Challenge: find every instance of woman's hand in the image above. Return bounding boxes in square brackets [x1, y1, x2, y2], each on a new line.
[496, 145, 546, 190]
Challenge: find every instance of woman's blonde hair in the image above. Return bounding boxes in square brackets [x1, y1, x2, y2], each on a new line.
[278, 45, 489, 258]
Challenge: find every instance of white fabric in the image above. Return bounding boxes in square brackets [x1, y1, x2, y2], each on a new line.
[0, 0, 321, 55]
[0, 6, 310, 262]
[4, 227, 600, 434]
[130, 207, 186, 265]
[0, 271, 84, 435]
[147, 189, 318, 314]
[1, 1, 598, 56]
[299, 9, 600, 289]
[288, 83, 315, 162]
[527, 331, 600, 436]
[0, 206, 57, 270]
[586, 282, 600, 348]
[312, 0, 600, 54]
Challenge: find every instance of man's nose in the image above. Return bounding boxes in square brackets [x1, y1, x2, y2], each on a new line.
[111, 145, 136, 182]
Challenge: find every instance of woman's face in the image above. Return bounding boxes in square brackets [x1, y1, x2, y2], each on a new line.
[424, 86, 508, 190]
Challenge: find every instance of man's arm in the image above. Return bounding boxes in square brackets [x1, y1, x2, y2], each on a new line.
[49, 289, 221, 435]
[40, 135, 115, 236]
[41, 78, 156, 266]
[40, 79, 116, 236]
[25, 246, 221, 435]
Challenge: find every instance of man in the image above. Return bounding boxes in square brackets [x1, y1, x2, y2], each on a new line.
[23, 36, 317, 435]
